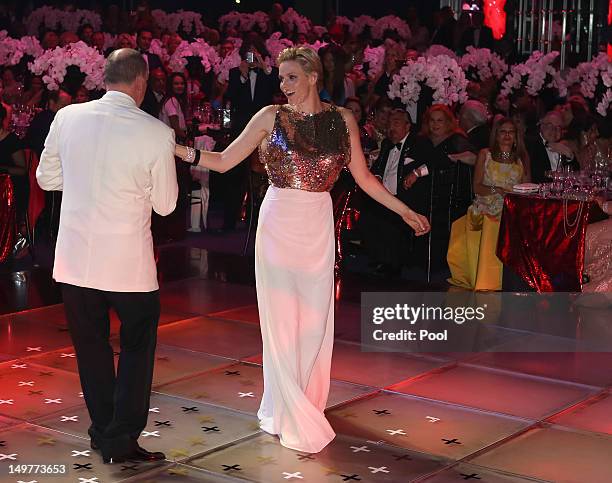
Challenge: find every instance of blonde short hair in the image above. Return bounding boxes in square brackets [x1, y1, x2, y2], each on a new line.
[276, 46, 323, 81]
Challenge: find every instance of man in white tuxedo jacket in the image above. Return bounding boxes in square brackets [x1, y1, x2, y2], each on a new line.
[37, 49, 178, 464]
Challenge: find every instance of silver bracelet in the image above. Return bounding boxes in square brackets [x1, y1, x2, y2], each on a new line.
[184, 147, 196, 164]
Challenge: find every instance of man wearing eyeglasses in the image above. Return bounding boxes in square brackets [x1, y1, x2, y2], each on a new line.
[529, 110, 580, 184]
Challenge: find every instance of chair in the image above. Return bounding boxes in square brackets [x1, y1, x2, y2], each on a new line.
[242, 152, 268, 255]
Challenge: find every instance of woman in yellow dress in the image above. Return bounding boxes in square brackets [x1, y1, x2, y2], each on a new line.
[447, 117, 530, 290]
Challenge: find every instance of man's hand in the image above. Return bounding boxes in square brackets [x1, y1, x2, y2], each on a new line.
[239, 60, 249, 77]
[548, 142, 574, 158]
[402, 171, 418, 190]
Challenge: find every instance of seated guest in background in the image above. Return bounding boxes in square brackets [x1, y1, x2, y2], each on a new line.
[574, 115, 610, 171]
[364, 97, 392, 158]
[458, 11, 494, 53]
[0, 103, 27, 215]
[21, 74, 45, 108]
[74, 86, 90, 104]
[25, 89, 72, 157]
[459, 100, 490, 152]
[318, 44, 354, 106]
[41, 30, 59, 50]
[447, 117, 530, 290]
[159, 72, 188, 142]
[369, 42, 404, 108]
[361, 108, 417, 276]
[406, 104, 475, 278]
[136, 28, 163, 71]
[78, 23, 94, 46]
[528, 110, 579, 183]
[91, 31, 106, 54]
[59, 31, 79, 47]
[141, 67, 166, 118]
[110, 33, 134, 54]
[1, 67, 22, 105]
[344, 97, 377, 154]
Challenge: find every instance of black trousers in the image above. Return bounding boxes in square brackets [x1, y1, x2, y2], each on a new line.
[61, 284, 160, 456]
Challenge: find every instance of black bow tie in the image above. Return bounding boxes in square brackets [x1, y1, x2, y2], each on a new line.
[394, 143, 402, 151]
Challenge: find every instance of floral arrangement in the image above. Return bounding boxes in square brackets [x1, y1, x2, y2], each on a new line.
[371, 15, 411, 41]
[266, 32, 294, 66]
[168, 39, 220, 74]
[281, 8, 311, 35]
[500, 51, 565, 98]
[425, 44, 458, 61]
[149, 38, 170, 63]
[28, 41, 105, 91]
[218, 11, 269, 33]
[334, 16, 354, 34]
[151, 9, 206, 36]
[225, 36, 244, 50]
[564, 53, 612, 116]
[388, 54, 468, 108]
[216, 50, 242, 83]
[362, 45, 385, 80]
[25, 6, 102, 35]
[460, 47, 508, 82]
[351, 15, 376, 36]
[0, 31, 43, 66]
[312, 25, 327, 39]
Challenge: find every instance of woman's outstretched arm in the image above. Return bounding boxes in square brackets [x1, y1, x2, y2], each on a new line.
[175, 105, 277, 173]
[340, 107, 430, 236]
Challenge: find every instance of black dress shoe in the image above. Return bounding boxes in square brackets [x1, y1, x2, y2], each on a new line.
[102, 445, 165, 464]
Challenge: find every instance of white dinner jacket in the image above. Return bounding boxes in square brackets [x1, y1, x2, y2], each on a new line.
[37, 90, 178, 292]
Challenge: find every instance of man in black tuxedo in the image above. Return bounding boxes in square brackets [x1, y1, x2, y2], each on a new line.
[136, 28, 162, 72]
[361, 108, 421, 276]
[220, 43, 278, 231]
[528, 110, 579, 183]
[140, 67, 166, 118]
[459, 11, 495, 53]
[459, 100, 490, 152]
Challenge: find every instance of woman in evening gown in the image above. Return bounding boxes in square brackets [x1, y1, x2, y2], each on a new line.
[175, 46, 430, 453]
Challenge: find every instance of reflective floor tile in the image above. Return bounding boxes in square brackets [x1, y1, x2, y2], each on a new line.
[0, 361, 84, 420]
[0, 316, 73, 357]
[157, 363, 376, 415]
[158, 317, 262, 359]
[127, 463, 241, 482]
[470, 352, 612, 387]
[390, 365, 597, 420]
[160, 279, 257, 316]
[0, 423, 167, 482]
[189, 432, 448, 482]
[37, 392, 260, 463]
[0, 414, 21, 430]
[327, 392, 532, 460]
[548, 392, 612, 436]
[470, 425, 612, 483]
[208, 305, 259, 325]
[423, 463, 550, 482]
[331, 342, 449, 388]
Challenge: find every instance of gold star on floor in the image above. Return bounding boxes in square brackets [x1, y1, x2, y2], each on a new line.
[256, 456, 277, 465]
[249, 422, 261, 431]
[257, 438, 278, 446]
[340, 412, 357, 418]
[37, 436, 56, 446]
[156, 356, 170, 362]
[198, 416, 216, 424]
[191, 393, 209, 399]
[169, 448, 189, 459]
[167, 467, 190, 476]
[189, 437, 206, 447]
[240, 380, 255, 386]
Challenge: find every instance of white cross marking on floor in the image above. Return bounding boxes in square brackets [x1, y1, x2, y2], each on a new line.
[350, 445, 371, 453]
[11, 363, 27, 369]
[149, 407, 159, 413]
[238, 392, 255, 398]
[60, 353, 76, 358]
[282, 472, 304, 480]
[79, 478, 99, 483]
[26, 347, 42, 352]
[369, 466, 390, 474]
[0, 453, 18, 460]
[72, 450, 90, 457]
[386, 429, 406, 436]
[16, 480, 37, 483]
[426, 416, 440, 423]
[61, 416, 78, 422]
[44, 398, 62, 404]
[18, 381, 34, 386]
[142, 430, 160, 437]
[0, 399, 14, 405]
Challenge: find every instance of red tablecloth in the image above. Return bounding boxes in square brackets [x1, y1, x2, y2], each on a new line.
[0, 174, 15, 263]
[496, 193, 599, 292]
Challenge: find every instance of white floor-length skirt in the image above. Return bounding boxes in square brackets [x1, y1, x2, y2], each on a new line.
[255, 185, 336, 453]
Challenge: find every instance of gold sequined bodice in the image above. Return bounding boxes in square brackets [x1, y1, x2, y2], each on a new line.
[260, 104, 351, 192]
